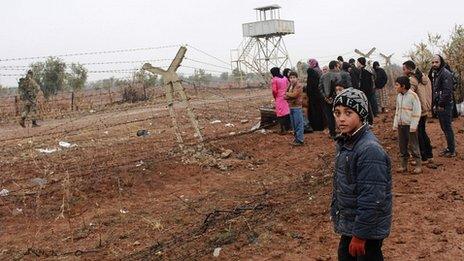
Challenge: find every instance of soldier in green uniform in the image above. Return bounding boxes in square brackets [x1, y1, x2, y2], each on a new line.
[18, 70, 42, 127]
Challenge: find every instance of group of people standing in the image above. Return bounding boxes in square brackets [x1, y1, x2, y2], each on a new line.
[271, 55, 390, 142]
[270, 54, 458, 260]
[270, 67, 306, 146]
[270, 54, 457, 164]
[394, 55, 457, 175]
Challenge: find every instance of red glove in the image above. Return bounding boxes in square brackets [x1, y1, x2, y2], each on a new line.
[349, 236, 366, 257]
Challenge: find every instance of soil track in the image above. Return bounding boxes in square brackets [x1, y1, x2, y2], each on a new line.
[0, 88, 463, 260]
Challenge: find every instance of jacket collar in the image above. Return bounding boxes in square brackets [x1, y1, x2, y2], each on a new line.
[336, 123, 369, 150]
[432, 66, 447, 77]
[400, 89, 411, 96]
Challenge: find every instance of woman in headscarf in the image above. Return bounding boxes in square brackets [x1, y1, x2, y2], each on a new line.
[306, 59, 326, 131]
[270, 67, 291, 133]
[283, 68, 291, 82]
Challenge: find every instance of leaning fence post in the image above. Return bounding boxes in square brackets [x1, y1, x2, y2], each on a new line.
[143, 83, 147, 100]
[71, 91, 75, 111]
[14, 96, 19, 116]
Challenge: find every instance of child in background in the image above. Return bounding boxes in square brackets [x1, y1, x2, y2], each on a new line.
[285, 71, 305, 146]
[335, 81, 347, 96]
[393, 76, 422, 174]
[283, 68, 291, 82]
[333, 82, 347, 136]
[331, 88, 392, 260]
[403, 60, 434, 166]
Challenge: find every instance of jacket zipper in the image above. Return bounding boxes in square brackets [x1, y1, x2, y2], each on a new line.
[399, 94, 404, 125]
[345, 155, 353, 184]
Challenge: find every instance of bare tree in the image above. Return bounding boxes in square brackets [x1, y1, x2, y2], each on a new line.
[443, 25, 464, 102]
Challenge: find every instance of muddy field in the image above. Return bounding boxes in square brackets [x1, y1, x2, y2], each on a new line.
[0, 88, 463, 260]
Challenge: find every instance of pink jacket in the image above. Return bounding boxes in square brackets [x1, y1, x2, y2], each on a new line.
[271, 77, 290, 117]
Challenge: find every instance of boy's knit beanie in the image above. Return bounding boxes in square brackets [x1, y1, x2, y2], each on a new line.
[333, 88, 369, 121]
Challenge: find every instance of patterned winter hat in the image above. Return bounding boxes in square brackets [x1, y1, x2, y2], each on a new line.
[333, 88, 369, 121]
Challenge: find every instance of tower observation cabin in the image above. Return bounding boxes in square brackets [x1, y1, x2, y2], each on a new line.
[232, 5, 295, 84]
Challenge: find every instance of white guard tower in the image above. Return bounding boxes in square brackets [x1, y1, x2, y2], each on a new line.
[231, 5, 294, 84]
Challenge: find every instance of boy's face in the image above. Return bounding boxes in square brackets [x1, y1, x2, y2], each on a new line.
[395, 82, 406, 94]
[333, 105, 363, 135]
[289, 75, 298, 84]
[335, 86, 344, 95]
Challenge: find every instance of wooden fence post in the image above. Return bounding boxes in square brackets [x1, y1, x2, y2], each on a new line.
[143, 83, 147, 100]
[14, 96, 19, 116]
[71, 91, 74, 111]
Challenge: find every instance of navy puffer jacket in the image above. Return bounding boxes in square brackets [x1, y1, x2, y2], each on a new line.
[331, 124, 392, 240]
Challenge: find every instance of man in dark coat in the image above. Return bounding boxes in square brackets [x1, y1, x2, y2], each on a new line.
[373, 61, 389, 113]
[319, 60, 341, 138]
[357, 57, 378, 124]
[429, 54, 456, 157]
[340, 62, 353, 89]
[306, 59, 326, 131]
[348, 58, 360, 89]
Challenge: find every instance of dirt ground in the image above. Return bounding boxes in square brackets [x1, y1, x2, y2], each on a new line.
[0, 88, 463, 260]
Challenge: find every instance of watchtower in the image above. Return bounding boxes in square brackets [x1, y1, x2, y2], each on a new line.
[231, 5, 294, 85]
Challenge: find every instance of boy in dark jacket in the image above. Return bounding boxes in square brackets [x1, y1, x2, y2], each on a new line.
[331, 88, 392, 260]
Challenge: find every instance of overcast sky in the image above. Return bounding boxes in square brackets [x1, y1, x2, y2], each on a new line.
[1, 0, 463, 86]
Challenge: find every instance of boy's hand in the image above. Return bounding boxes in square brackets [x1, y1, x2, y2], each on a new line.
[349, 236, 366, 256]
[410, 128, 417, 133]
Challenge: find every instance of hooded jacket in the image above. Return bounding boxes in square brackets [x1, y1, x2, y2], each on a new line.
[331, 124, 392, 240]
[409, 73, 432, 116]
[374, 67, 388, 89]
[393, 89, 422, 130]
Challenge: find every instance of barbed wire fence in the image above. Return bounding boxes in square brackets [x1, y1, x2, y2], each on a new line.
[0, 43, 274, 143]
[0, 44, 402, 136]
[0, 44, 374, 258]
[0, 44, 251, 119]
